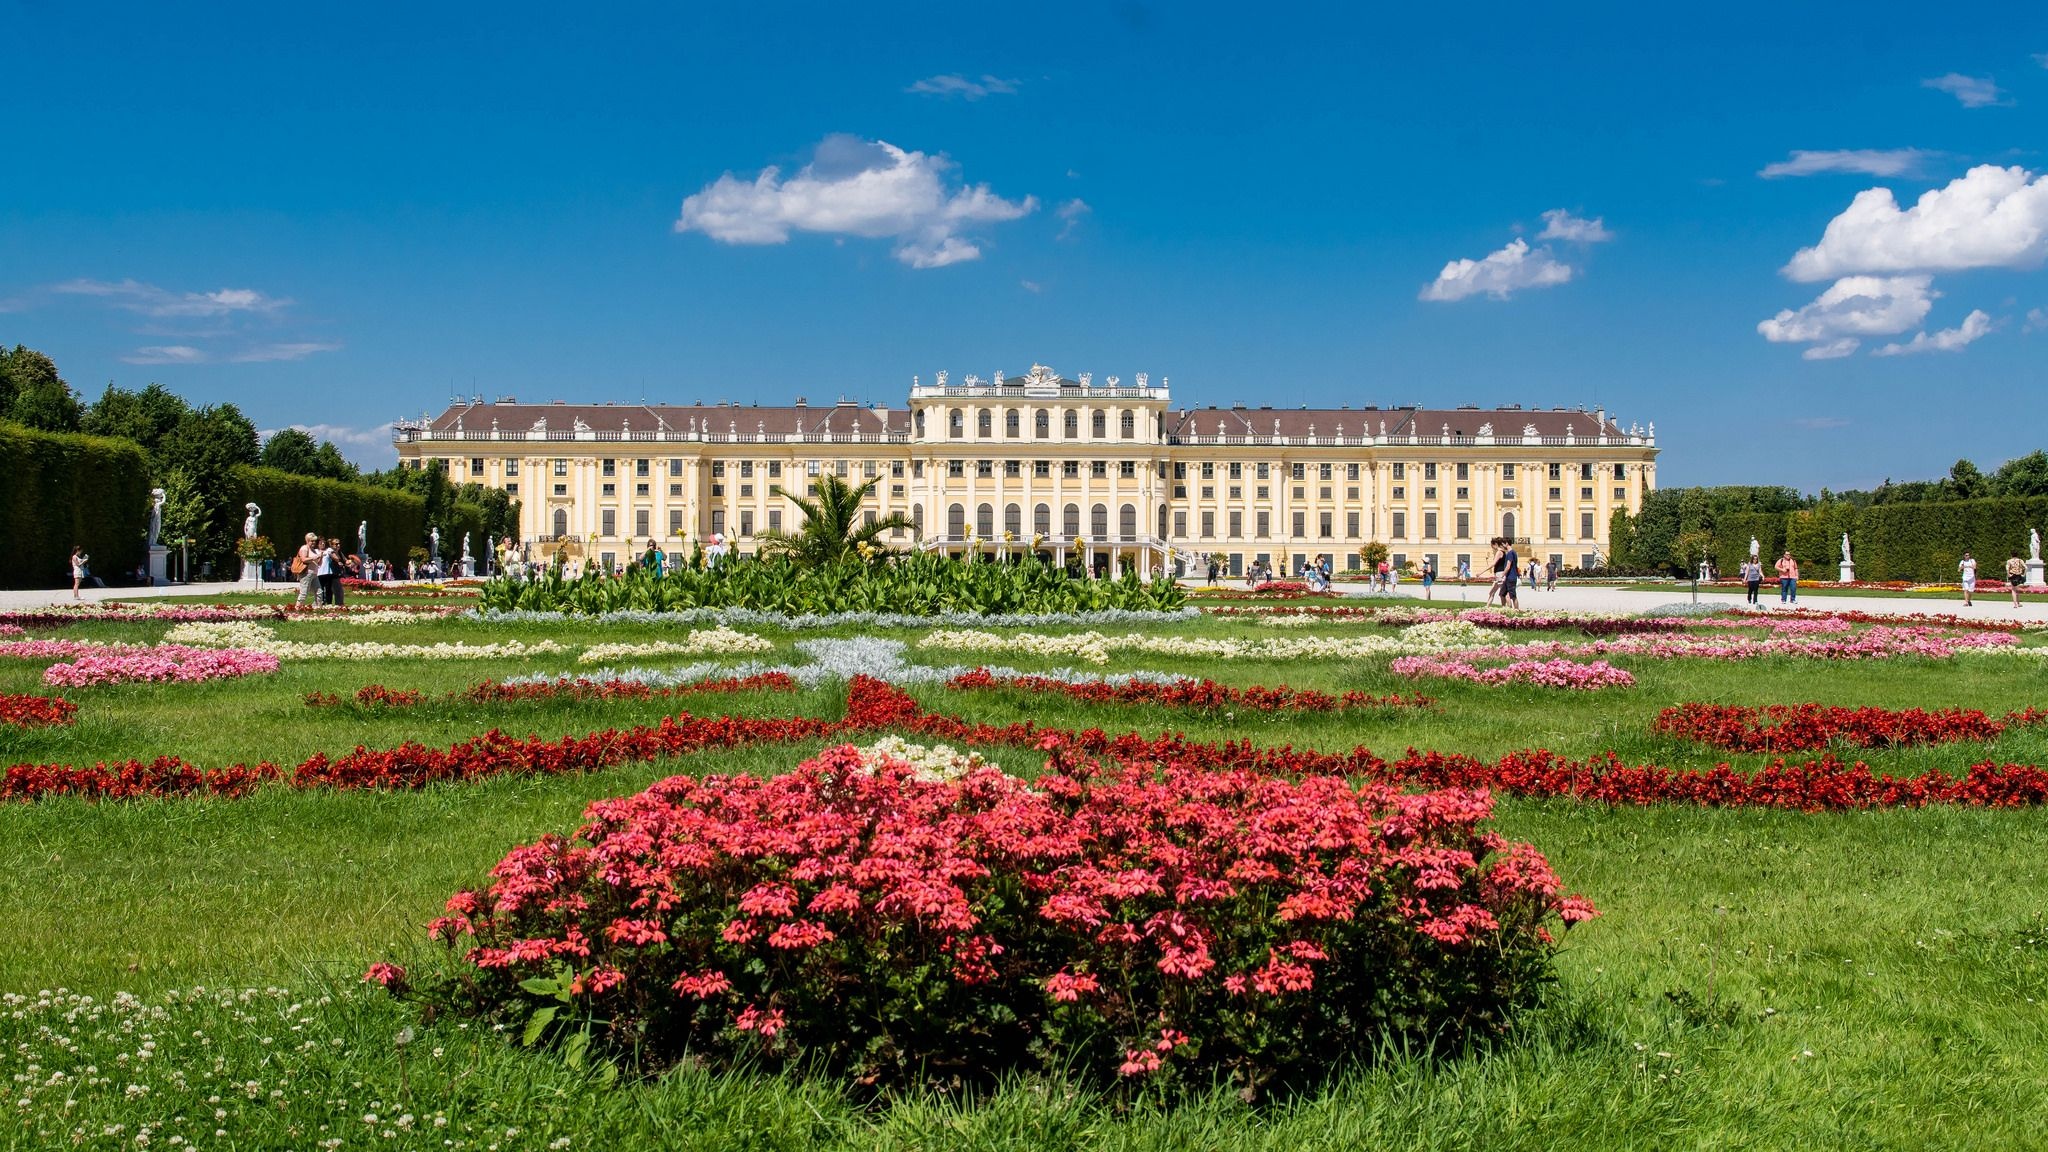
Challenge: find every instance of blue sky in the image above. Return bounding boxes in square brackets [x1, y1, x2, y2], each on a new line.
[4, 0, 2046, 490]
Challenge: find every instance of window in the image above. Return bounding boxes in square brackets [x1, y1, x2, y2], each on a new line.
[1319, 486, 1331, 500]
[1548, 462, 1562, 480]
[1034, 460, 1051, 477]
[504, 483, 518, 496]
[1392, 512, 1407, 539]
[740, 461, 754, 478]
[913, 460, 925, 478]
[1581, 487, 1594, 500]
[602, 483, 617, 497]
[1292, 511, 1306, 537]
[1174, 511, 1187, 537]
[1614, 463, 1626, 480]
[1423, 486, 1436, 500]
[976, 461, 993, 478]
[669, 458, 684, 474]
[710, 509, 724, 535]
[978, 410, 992, 437]
[1005, 410, 1019, 437]
[1171, 462, 1186, 479]
[1346, 487, 1359, 500]
[1581, 512, 1595, 539]
[670, 509, 683, 535]
[553, 484, 567, 497]
[1291, 463, 1306, 481]
[1549, 486, 1562, 500]
[1202, 511, 1215, 537]
[1392, 486, 1405, 499]
[1502, 487, 1516, 500]
[709, 483, 723, 497]
[947, 504, 966, 536]
[1424, 512, 1438, 539]
[891, 461, 904, 477]
[1455, 486, 1469, 500]
[1580, 462, 1595, 481]
[1256, 463, 1270, 480]
[554, 459, 568, 476]
[1034, 503, 1051, 534]
[1456, 512, 1470, 539]
[1229, 511, 1243, 537]
[947, 460, 965, 478]
[553, 508, 570, 537]
[602, 459, 616, 477]
[669, 484, 682, 497]
[1549, 512, 1563, 539]
[1318, 512, 1332, 538]
[1293, 486, 1305, 499]
[466, 457, 482, 473]
[1091, 503, 1109, 537]
[1614, 487, 1627, 501]
[1455, 462, 1468, 481]
[1064, 503, 1081, 536]
[1228, 485, 1242, 499]
[946, 409, 964, 438]
[1174, 485, 1187, 498]
[1119, 411, 1135, 439]
[1256, 511, 1271, 537]
[601, 509, 617, 536]
[1502, 512, 1516, 540]
[1201, 462, 1215, 478]
[1346, 512, 1359, 536]
[1119, 504, 1138, 538]
[1346, 463, 1360, 481]
[1062, 461, 1080, 478]
[1092, 411, 1107, 437]
[1502, 463, 1515, 480]
[1423, 462, 1437, 480]
[890, 485, 905, 498]
[636, 459, 650, 478]
[1035, 411, 1049, 437]
[1201, 486, 1214, 499]
[1228, 462, 1242, 479]
[710, 461, 726, 478]
[1091, 461, 1108, 478]
[1120, 461, 1137, 479]
[1318, 463, 1332, 481]
[1256, 486, 1269, 500]
[738, 484, 751, 498]
[1004, 460, 1021, 478]
[636, 483, 650, 497]
[1393, 462, 1405, 480]
[1064, 410, 1079, 437]
[739, 510, 754, 536]
[634, 509, 650, 536]
[767, 510, 782, 533]
[1005, 503, 1022, 534]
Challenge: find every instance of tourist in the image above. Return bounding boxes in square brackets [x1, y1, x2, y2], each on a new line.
[1421, 556, 1435, 600]
[1206, 556, 1219, 585]
[70, 545, 87, 599]
[1457, 556, 1472, 583]
[314, 538, 338, 607]
[1500, 539, 1521, 609]
[2007, 551, 2026, 607]
[1545, 557, 1558, 591]
[1959, 550, 1977, 607]
[1775, 550, 1799, 604]
[1486, 539, 1507, 607]
[1740, 554, 1763, 606]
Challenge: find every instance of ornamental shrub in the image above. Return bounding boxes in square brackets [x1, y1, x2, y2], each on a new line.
[0, 423, 149, 589]
[233, 466, 428, 565]
[412, 744, 1592, 1097]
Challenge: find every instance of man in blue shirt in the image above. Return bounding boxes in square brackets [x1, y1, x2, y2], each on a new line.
[1501, 542, 1521, 609]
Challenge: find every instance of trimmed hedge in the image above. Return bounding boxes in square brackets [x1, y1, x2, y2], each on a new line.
[0, 422, 151, 589]
[1851, 496, 2048, 582]
[232, 466, 428, 566]
[1710, 512, 1786, 575]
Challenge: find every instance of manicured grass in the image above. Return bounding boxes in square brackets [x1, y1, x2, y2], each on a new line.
[4, 603, 2048, 1150]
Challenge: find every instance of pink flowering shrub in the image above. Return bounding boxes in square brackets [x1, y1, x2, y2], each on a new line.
[1391, 656, 1636, 689]
[39, 645, 279, 688]
[410, 743, 1592, 1096]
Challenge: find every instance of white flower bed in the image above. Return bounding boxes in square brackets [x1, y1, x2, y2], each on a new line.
[508, 637, 1187, 691]
[577, 627, 775, 665]
[913, 627, 1507, 665]
[163, 621, 567, 661]
[469, 606, 1200, 630]
[849, 735, 990, 782]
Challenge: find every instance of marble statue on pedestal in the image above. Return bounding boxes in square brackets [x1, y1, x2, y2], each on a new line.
[243, 503, 262, 538]
[148, 489, 165, 549]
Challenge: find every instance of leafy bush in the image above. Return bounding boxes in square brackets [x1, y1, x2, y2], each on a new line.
[477, 552, 1186, 615]
[412, 741, 1591, 1097]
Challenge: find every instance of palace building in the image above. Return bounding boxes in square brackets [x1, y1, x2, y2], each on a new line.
[392, 363, 1659, 578]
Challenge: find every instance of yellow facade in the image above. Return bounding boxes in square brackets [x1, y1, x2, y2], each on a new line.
[394, 364, 1658, 577]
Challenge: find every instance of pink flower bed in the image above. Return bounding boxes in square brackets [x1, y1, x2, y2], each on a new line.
[1449, 625, 2012, 665]
[40, 645, 278, 688]
[1391, 656, 1637, 689]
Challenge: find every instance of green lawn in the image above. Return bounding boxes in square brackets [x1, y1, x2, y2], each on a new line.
[3, 604, 2046, 1150]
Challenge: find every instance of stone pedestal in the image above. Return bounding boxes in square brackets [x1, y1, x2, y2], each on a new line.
[148, 546, 168, 587]
[2027, 559, 2045, 589]
[241, 558, 263, 585]
[1839, 562, 1855, 583]
[461, 558, 474, 578]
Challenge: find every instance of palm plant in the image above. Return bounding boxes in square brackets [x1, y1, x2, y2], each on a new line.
[757, 473, 915, 567]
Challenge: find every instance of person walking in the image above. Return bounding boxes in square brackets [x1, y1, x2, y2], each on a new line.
[1740, 555, 1764, 606]
[1485, 539, 1507, 607]
[2007, 551, 2026, 608]
[70, 546, 88, 599]
[1545, 557, 1558, 591]
[1959, 551, 1978, 607]
[313, 538, 337, 607]
[1206, 556, 1218, 585]
[1774, 550, 1799, 604]
[292, 533, 321, 606]
[1421, 556, 1436, 600]
[1500, 539, 1521, 609]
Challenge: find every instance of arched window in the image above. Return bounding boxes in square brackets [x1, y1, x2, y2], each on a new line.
[1064, 503, 1081, 536]
[1091, 410, 1107, 438]
[948, 410, 963, 438]
[1004, 503, 1022, 535]
[947, 503, 966, 537]
[1158, 504, 1169, 539]
[1063, 410, 1078, 437]
[1034, 410, 1049, 438]
[1119, 503, 1137, 540]
[913, 504, 925, 536]
[977, 409, 992, 437]
[1005, 409, 1020, 438]
[915, 411, 926, 437]
[976, 503, 995, 537]
[1091, 503, 1109, 538]
[1033, 503, 1051, 534]
[552, 508, 568, 538]
[1120, 410, 1136, 439]
[1502, 512, 1517, 541]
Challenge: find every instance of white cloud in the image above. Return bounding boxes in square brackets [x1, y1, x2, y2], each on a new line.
[1420, 238, 1573, 302]
[906, 74, 1018, 100]
[230, 341, 342, 362]
[1020, 279, 1043, 294]
[1759, 149, 1933, 179]
[1757, 275, 1937, 358]
[674, 135, 1036, 269]
[279, 422, 394, 450]
[1782, 165, 2048, 281]
[1056, 197, 1091, 239]
[1922, 73, 2008, 108]
[121, 345, 208, 365]
[1537, 209, 1612, 242]
[55, 278, 287, 317]
[1873, 309, 1993, 355]
[2026, 306, 2048, 332]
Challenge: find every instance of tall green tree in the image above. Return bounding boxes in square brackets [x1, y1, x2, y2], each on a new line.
[759, 474, 913, 566]
[1993, 451, 2048, 499]
[1944, 459, 1988, 501]
[81, 383, 190, 457]
[0, 345, 81, 431]
[157, 404, 261, 569]
[259, 428, 323, 475]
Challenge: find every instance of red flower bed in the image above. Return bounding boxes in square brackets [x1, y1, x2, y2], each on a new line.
[0, 692, 77, 728]
[12, 677, 2048, 810]
[304, 673, 799, 711]
[948, 668, 1433, 713]
[1652, 702, 2048, 752]
[409, 742, 1591, 1095]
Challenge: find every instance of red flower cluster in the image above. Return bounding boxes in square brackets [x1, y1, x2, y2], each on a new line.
[0, 692, 77, 728]
[412, 742, 1590, 1093]
[303, 673, 799, 711]
[947, 668, 1433, 713]
[1652, 702, 2048, 753]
